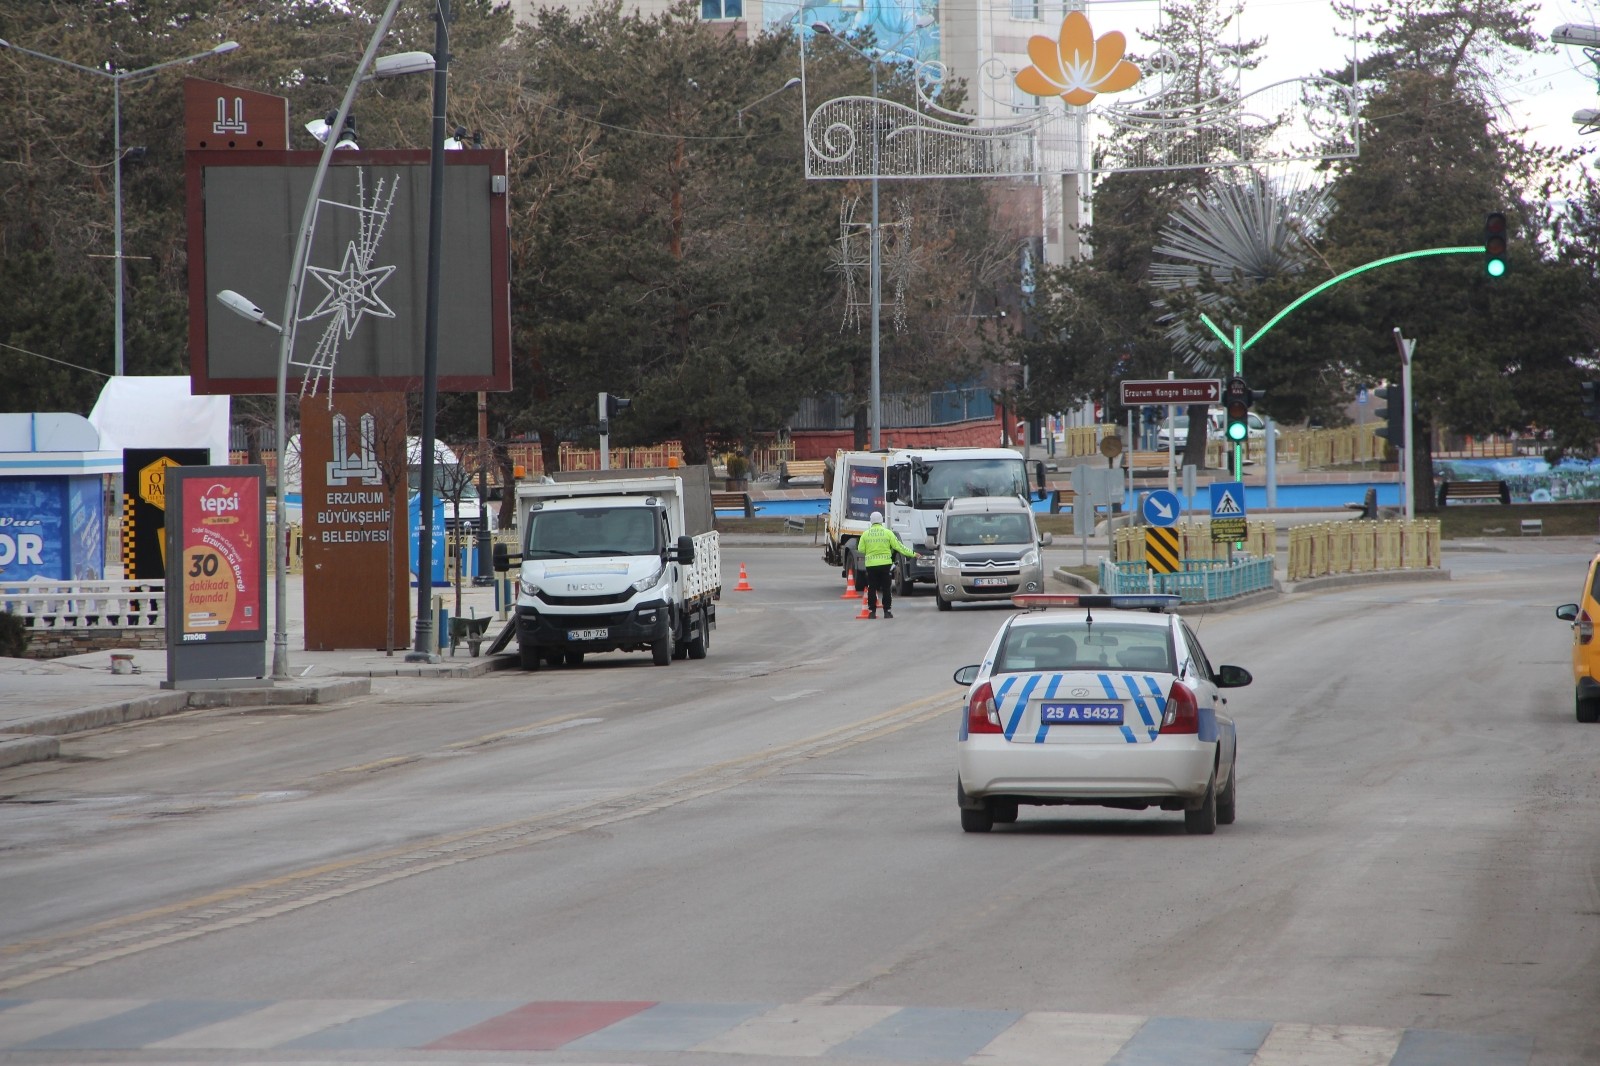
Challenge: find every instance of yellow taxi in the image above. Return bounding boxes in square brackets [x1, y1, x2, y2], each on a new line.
[1554, 553, 1600, 723]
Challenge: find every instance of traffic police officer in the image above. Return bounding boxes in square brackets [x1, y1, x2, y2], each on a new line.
[859, 510, 915, 618]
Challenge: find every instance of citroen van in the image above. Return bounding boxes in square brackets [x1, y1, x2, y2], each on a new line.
[931, 496, 1051, 610]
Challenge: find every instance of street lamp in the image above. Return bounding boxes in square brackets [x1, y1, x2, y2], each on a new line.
[810, 22, 929, 450]
[407, 0, 452, 663]
[0, 37, 239, 376]
[215, 0, 429, 681]
[737, 77, 800, 128]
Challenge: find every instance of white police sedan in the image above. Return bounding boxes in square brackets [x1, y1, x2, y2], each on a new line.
[954, 594, 1252, 834]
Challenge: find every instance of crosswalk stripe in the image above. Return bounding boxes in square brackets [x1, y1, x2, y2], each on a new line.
[692, 1003, 900, 1056]
[0, 999, 148, 1047]
[966, 1011, 1147, 1066]
[145, 999, 405, 1050]
[1248, 1022, 1403, 1066]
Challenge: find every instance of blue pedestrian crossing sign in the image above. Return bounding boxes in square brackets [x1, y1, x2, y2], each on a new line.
[1210, 480, 1247, 542]
[1142, 489, 1181, 528]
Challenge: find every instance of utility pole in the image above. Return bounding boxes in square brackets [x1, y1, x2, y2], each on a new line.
[1393, 328, 1416, 522]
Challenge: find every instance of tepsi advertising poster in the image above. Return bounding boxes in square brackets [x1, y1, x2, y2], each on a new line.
[179, 474, 262, 640]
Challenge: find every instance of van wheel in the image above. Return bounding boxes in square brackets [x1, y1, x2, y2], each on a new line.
[517, 644, 541, 671]
[936, 590, 952, 612]
[1578, 695, 1600, 723]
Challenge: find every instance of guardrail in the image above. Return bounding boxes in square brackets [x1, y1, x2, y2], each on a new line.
[1098, 557, 1276, 602]
[0, 580, 165, 630]
[1286, 520, 1441, 580]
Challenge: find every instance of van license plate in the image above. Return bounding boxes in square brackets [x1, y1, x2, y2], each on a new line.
[974, 577, 1008, 587]
[568, 628, 608, 641]
[1041, 702, 1123, 724]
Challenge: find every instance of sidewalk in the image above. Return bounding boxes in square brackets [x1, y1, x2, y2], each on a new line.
[0, 576, 517, 770]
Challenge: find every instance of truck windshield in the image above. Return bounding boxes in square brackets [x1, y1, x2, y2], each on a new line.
[914, 458, 1027, 510]
[523, 507, 660, 558]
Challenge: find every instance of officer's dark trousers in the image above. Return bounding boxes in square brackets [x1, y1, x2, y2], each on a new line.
[864, 564, 893, 612]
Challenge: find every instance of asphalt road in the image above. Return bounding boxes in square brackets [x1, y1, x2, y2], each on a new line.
[0, 539, 1597, 1065]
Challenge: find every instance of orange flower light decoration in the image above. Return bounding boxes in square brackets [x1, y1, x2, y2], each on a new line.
[1015, 11, 1141, 106]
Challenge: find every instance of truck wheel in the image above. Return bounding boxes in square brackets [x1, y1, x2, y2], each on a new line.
[517, 644, 542, 671]
[652, 627, 674, 666]
[686, 612, 709, 659]
[894, 564, 911, 597]
[563, 650, 584, 666]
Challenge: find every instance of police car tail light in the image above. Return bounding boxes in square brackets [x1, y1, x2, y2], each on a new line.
[966, 682, 1003, 734]
[1159, 680, 1200, 734]
[1580, 608, 1595, 645]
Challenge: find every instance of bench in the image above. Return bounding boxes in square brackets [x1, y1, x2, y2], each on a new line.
[711, 490, 757, 518]
[1438, 480, 1510, 505]
[779, 459, 827, 484]
[1123, 450, 1178, 473]
[1048, 488, 1077, 514]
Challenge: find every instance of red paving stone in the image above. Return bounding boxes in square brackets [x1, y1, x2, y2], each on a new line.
[425, 1000, 656, 1051]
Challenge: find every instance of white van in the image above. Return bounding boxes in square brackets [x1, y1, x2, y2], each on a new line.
[930, 496, 1051, 610]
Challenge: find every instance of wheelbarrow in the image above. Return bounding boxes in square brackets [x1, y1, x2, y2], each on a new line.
[449, 613, 493, 657]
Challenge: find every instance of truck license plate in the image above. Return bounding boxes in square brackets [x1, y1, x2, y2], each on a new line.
[568, 628, 608, 641]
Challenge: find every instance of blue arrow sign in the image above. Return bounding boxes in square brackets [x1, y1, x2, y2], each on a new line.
[1142, 489, 1181, 528]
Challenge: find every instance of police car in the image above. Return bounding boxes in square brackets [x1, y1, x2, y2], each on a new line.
[954, 594, 1252, 834]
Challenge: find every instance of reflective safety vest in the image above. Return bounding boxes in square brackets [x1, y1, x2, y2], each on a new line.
[858, 522, 914, 567]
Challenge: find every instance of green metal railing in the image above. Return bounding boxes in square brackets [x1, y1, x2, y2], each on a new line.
[1098, 557, 1276, 603]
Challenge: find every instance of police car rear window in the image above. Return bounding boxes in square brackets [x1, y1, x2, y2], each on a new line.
[995, 623, 1174, 674]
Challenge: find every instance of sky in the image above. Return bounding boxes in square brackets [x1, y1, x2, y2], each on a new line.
[1096, 0, 1600, 158]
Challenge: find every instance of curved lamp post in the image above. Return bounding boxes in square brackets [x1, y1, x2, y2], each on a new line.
[810, 23, 930, 449]
[0, 37, 239, 376]
[216, 2, 430, 681]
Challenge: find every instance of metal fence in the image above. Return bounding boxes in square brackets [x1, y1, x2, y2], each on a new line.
[1098, 557, 1277, 602]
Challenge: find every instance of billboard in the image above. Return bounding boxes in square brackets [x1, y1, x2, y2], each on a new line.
[186, 149, 512, 395]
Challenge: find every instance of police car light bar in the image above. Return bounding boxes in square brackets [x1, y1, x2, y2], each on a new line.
[1012, 593, 1181, 612]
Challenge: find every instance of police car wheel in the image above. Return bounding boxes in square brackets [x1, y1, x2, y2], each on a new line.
[991, 800, 1018, 824]
[518, 644, 542, 671]
[1216, 764, 1236, 826]
[960, 807, 994, 833]
[1184, 773, 1218, 835]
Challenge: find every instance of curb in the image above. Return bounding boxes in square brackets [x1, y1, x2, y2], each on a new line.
[0, 655, 523, 773]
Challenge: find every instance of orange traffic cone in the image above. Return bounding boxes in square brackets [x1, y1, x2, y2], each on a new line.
[856, 598, 873, 619]
[734, 563, 753, 592]
[841, 570, 859, 599]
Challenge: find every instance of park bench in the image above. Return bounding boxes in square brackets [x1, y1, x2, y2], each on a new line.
[711, 490, 757, 518]
[1123, 450, 1178, 474]
[779, 459, 828, 485]
[1047, 488, 1077, 514]
[1437, 479, 1510, 505]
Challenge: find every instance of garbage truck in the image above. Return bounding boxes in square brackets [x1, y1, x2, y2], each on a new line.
[495, 474, 719, 670]
[824, 447, 1047, 596]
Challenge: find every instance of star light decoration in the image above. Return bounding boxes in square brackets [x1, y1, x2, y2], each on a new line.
[294, 169, 400, 400]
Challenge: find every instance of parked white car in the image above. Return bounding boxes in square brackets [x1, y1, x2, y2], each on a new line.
[954, 593, 1252, 834]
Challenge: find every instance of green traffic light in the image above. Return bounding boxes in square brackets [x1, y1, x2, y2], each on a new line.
[1226, 421, 1248, 442]
[1487, 258, 1506, 277]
